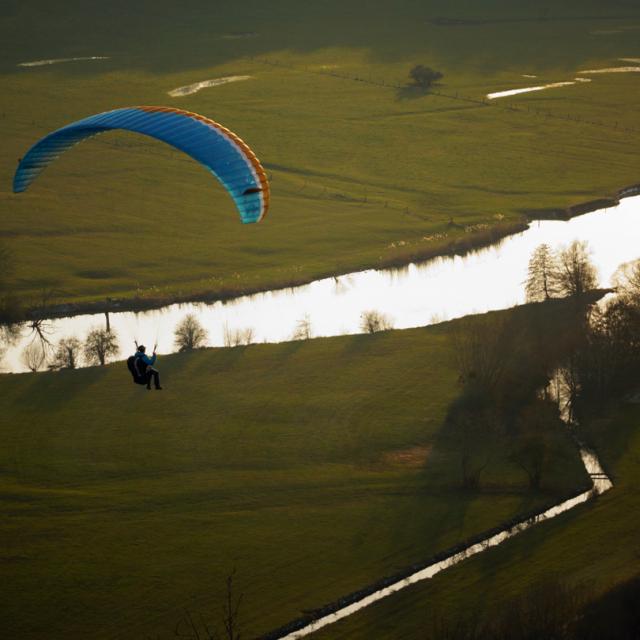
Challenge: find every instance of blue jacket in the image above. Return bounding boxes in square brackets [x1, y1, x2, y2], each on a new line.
[135, 351, 156, 366]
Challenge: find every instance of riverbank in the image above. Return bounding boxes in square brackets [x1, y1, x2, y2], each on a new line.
[521, 182, 640, 220]
[18, 219, 528, 320]
[14, 184, 639, 322]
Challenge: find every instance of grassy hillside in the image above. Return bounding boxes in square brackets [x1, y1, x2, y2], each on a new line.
[314, 401, 640, 639]
[0, 0, 639, 306]
[0, 314, 587, 639]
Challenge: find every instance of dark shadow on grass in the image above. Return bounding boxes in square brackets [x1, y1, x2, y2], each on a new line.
[177, 345, 248, 376]
[428, 14, 635, 27]
[272, 338, 307, 358]
[4, 1, 640, 75]
[340, 331, 389, 357]
[14, 365, 109, 410]
[395, 84, 432, 100]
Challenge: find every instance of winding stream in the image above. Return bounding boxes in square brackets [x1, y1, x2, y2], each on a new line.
[1, 194, 639, 374]
[267, 447, 611, 640]
[261, 379, 613, 640]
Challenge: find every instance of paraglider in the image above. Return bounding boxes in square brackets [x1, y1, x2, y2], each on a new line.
[13, 106, 269, 223]
[128, 343, 162, 390]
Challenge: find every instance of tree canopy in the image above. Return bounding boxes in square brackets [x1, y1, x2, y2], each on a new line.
[409, 65, 443, 88]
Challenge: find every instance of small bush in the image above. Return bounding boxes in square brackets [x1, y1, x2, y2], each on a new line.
[292, 314, 313, 340]
[409, 64, 443, 88]
[360, 310, 394, 333]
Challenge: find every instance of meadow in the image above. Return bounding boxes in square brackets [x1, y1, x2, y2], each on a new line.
[0, 308, 588, 639]
[316, 401, 640, 639]
[1, 2, 639, 638]
[0, 0, 639, 308]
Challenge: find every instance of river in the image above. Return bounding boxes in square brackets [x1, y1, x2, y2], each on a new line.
[1, 194, 639, 374]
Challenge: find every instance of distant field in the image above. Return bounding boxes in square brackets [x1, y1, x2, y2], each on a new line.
[315, 401, 640, 639]
[0, 0, 639, 306]
[0, 311, 587, 639]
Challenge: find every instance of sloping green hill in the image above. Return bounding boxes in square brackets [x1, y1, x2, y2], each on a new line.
[1, 0, 639, 306]
[0, 315, 587, 639]
[315, 401, 640, 639]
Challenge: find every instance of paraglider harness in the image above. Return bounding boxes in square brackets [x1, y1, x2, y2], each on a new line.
[127, 353, 148, 385]
[127, 341, 157, 386]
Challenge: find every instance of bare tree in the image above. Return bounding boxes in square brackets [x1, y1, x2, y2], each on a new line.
[554, 240, 598, 298]
[173, 569, 243, 640]
[223, 324, 254, 347]
[291, 313, 313, 340]
[220, 569, 243, 640]
[448, 407, 499, 489]
[84, 328, 119, 366]
[27, 318, 55, 354]
[174, 314, 208, 351]
[554, 356, 581, 424]
[23, 289, 61, 356]
[222, 324, 234, 347]
[566, 296, 640, 411]
[525, 243, 559, 302]
[360, 310, 394, 333]
[50, 336, 82, 370]
[612, 259, 640, 304]
[509, 401, 555, 490]
[21, 341, 46, 372]
[451, 315, 510, 393]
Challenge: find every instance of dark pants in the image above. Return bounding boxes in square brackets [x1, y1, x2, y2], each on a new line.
[145, 367, 161, 389]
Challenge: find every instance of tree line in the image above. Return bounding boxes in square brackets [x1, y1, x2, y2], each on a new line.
[556, 258, 640, 421]
[448, 240, 640, 489]
[525, 240, 598, 302]
[11, 304, 402, 373]
[422, 575, 640, 640]
[526, 239, 640, 418]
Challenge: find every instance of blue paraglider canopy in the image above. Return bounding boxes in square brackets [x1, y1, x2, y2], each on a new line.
[13, 106, 269, 223]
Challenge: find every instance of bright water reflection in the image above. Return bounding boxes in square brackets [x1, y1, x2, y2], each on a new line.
[1, 195, 639, 374]
[276, 486, 599, 640]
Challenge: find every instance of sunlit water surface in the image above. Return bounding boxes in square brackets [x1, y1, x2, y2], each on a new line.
[2, 195, 638, 374]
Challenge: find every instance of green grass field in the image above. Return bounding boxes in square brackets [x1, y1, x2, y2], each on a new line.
[1, 0, 639, 307]
[314, 400, 640, 639]
[0, 314, 587, 639]
[1, 3, 639, 638]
